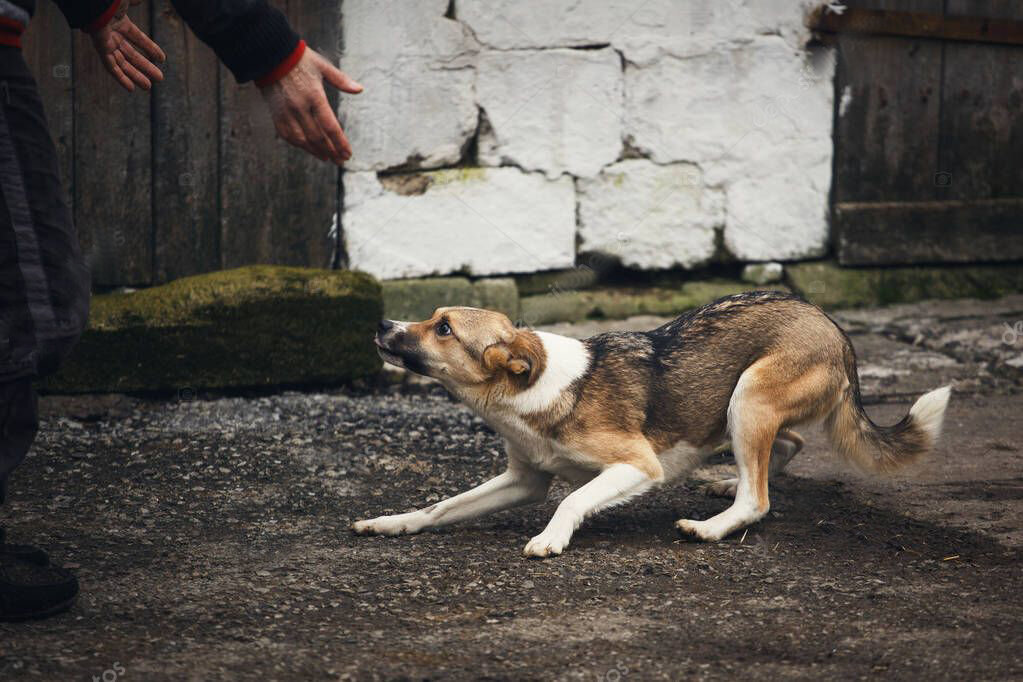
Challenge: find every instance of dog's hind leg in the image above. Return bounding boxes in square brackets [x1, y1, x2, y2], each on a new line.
[677, 364, 783, 542]
[771, 429, 804, 474]
[679, 355, 840, 541]
[701, 429, 804, 499]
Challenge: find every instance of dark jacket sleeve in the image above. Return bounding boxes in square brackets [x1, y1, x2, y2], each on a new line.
[51, 0, 119, 31]
[170, 0, 301, 84]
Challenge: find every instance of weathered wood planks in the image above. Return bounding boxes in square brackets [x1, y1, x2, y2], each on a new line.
[218, 0, 339, 272]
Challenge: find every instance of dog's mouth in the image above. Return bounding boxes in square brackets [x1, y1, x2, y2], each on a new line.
[375, 336, 411, 369]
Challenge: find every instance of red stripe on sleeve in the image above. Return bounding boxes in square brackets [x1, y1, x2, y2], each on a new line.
[254, 40, 307, 88]
[84, 0, 121, 34]
[0, 17, 25, 33]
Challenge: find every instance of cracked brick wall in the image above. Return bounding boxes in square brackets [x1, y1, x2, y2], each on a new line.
[338, 0, 834, 280]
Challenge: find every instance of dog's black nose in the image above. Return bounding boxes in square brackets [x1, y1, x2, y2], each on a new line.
[377, 319, 394, 334]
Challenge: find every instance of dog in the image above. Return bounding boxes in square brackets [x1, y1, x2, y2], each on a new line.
[353, 291, 950, 558]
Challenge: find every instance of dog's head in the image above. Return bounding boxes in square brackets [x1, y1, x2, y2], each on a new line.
[375, 307, 545, 389]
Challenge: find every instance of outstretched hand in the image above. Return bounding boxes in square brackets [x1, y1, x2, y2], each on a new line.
[259, 48, 363, 164]
[90, 0, 166, 91]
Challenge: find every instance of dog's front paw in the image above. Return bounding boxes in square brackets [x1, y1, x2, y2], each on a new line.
[675, 518, 723, 542]
[700, 477, 738, 499]
[351, 513, 422, 537]
[523, 528, 570, 558]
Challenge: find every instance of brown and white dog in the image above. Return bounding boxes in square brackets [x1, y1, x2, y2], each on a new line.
[353, 291, 950, 558]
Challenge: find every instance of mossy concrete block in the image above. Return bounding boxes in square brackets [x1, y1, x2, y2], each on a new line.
[785, 262, 878, 308]
[42, 266, 382, 394]
[472, 278, 520, 318]
[786, 261, 1023, 309]
[514, 268, 600, 296]
[382, 277, 519, 321]
[519, 280, 775, 325]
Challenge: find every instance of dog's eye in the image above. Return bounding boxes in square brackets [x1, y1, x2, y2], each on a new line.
[436, 321, 452, 337]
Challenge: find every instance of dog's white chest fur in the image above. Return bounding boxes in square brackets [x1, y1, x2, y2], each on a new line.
[505, 332, 590, 414]
[490, 413, 600, 484]
[478, 332, 602, 482]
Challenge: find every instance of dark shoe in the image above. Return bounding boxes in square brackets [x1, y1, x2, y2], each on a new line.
[0, 549, 78, 621]
[0, 527, 49, 566]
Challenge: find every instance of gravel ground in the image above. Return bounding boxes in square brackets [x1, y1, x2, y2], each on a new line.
[1, 296, 1022, 680]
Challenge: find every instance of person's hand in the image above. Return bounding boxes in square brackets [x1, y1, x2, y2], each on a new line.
[90, 0, 166, 92]
[259, 48, 363, 164]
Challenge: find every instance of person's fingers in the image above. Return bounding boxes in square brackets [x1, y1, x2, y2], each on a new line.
[103, 54, 134, 91]
[313, 52, 363, 94]
[114, 50, 151, 90]
[303, 97, 343, 163]
[123, 20, 166, 63]
[296, 109, 331, 161]
[275, 115, 321, 160]
[121, 40, 163, 82]
[312, 99, 351, 162]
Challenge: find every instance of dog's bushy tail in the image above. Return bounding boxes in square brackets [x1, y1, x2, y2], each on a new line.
[824, 345, 951, 474]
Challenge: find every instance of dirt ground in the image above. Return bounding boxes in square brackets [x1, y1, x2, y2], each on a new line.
[1, 296, 1022, 681]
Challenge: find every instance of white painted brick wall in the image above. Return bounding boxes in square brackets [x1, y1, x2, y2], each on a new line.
[339, 0, 479, 171]
[343, 168, 576, 279]
[476, 48, 623, 179]
[339, 0, 834, 279]
[578, 160, 723, 269]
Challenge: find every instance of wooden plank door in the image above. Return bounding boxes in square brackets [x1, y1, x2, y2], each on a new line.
[219, 0, 340, 272]
[828, 0, 1023, 265]
[151, 0, 221, 283]
[73, 2, 155, 287]
[21, 2, 74, 197]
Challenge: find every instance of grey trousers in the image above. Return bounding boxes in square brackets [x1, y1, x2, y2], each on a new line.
[0, 46, 89, 491]
[0, 378, 36, 492]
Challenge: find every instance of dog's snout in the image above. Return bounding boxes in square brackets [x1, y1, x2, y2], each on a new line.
[378, 319, 395, 335]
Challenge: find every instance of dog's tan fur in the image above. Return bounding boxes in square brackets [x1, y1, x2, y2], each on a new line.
[356, 292, 951, 556]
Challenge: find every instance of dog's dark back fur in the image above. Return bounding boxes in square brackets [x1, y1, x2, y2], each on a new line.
[539, 292, 847, 452]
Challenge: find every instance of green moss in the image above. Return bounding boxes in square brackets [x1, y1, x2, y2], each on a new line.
[43, 266, 382, 394]
[519, 280, 778, 325]
[514, 269, 600, 297]
[382, 277, 519, 321]
[786, 261, 1023, 309]
[429, 167, 488, 187]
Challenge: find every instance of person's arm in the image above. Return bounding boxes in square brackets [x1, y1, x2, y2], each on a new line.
[61, 0, 362, 164]
[168, 0, 300, 86]
[171, 0, 362, 164]
[51, 0, 120, 32]
[52, 0, 165, 91]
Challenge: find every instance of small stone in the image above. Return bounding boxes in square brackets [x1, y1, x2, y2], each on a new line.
[742, 262, 784, 285]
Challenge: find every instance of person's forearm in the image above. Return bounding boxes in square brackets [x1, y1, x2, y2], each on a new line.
[51, 0, 120, 31]
[169, 0, 301, 84]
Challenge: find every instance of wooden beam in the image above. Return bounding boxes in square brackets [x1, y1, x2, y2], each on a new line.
[151, 0, 221, 283]
[834, 198, 1023, 265]
[219, 0, 340, 272]
[73, 1, 154, 287]
[808, 6, 1023, 46]
[21, 2, 73, 200]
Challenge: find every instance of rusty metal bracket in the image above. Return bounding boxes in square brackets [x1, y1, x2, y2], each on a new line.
[808, 6, 1023, 47]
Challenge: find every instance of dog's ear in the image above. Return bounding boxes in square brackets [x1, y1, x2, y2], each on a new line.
[483, 331, 545, 385]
